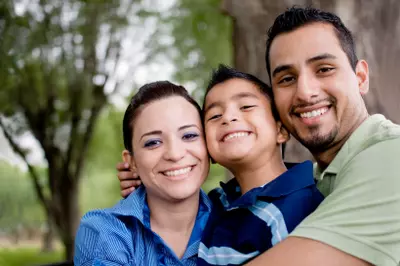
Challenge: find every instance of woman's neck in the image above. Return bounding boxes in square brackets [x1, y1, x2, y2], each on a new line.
[230, 152, 287, 195]
[147, 192, 200, 259]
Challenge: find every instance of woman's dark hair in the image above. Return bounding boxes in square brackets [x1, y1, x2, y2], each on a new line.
[265, 6, 358, 81]
[123, 81, 202, 153]
[203, 64, 279, 121]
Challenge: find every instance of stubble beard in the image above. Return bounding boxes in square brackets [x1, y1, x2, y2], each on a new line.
[297, 124, 339, 154]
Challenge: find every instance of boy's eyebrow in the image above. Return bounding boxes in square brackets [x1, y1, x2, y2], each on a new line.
[140, 124, 199, 140]
[272, 53, 337, 78]
[204, 92, 259, 114]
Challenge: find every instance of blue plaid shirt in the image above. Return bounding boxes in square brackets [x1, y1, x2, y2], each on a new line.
[74, 186, 212, 266]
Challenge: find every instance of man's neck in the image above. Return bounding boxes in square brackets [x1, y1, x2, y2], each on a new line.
[229, 153, 287, 195]
[314, 112, 369, 171]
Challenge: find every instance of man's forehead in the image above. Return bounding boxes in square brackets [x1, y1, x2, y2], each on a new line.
[269, 22, 342, 66]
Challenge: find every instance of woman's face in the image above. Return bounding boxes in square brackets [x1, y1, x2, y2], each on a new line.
[129, 96, 209, 202]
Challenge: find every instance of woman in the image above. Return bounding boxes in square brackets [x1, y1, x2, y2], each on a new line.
[74, 81, 211, 265]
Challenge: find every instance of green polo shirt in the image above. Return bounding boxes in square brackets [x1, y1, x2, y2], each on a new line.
[291, 114, 400, 266]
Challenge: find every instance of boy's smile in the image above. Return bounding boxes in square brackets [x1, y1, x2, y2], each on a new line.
[204, 78, 287, 169]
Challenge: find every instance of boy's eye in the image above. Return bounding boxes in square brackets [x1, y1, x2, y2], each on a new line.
[208, 114, 221, 121]
[182, 132, 199, 141]
[240, 105, 256, 110]
[144, 139, 162, 148]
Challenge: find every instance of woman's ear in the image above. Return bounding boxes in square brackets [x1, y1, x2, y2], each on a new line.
[276, 121, 290, 144]
[122, 149, 137, 170]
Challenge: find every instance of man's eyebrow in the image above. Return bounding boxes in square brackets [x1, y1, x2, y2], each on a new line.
[140, 130, 162, 141]
[272, 53, 337, 78]
[306, 53, 337, 64]
[272, 64, 292, 78]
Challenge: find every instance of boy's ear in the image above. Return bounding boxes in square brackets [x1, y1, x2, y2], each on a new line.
[122, 149, 137, 169]
[276, 121, 290, 144]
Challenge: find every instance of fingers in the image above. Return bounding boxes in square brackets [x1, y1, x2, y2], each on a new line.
[116, 162, 130, 171]
[121, 187, 136, 198]
[120, 179, 142, 191]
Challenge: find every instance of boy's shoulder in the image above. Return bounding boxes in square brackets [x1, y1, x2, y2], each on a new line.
[208, 161, 318, 206]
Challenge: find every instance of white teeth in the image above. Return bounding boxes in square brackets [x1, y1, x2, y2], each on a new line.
[164, 167, 192, 177]
[223, 132, 249, 141]
[300, 107, 328, 118]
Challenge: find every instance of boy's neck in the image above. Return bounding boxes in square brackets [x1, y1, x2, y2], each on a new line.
[229, 153, 287, 195]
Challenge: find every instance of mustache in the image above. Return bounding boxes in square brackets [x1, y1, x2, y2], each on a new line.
[290, 97, 336, 114]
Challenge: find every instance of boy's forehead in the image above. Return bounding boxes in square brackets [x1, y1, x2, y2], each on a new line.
[205, 78, 261, 105]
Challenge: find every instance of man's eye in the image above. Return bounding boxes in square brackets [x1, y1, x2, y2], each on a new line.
[318, 67, 335, 73]
[277, 76, 295, 84]
[182, 132, 199, 141]
[144, 139, 162, 148]
[240, 105, 256, 110]
[208, 114, 221, 121]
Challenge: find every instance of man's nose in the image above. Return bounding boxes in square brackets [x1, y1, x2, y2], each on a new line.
[295, 72, 319, 102]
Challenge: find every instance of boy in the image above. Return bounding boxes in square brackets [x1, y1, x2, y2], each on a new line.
[118, 65, 323, 265]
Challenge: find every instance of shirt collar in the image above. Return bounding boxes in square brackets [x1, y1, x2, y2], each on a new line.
[315, 114, 400, 181]
[219, 160, 315, 209]
[107, 185, 212, 226]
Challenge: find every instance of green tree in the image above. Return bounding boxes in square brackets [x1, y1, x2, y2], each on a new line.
[0, 0, 145, 259]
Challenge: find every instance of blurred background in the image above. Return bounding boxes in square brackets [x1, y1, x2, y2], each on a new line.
[0, 0, 399, 265]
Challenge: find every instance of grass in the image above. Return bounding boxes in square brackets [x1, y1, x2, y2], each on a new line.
[0, 248, 64, 266]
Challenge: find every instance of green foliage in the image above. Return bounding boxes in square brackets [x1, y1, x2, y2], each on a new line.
[202, 163, 227, 193]
[146, 0, 233, 101]
[0, 248, 63, 266]
[0, 161, 45, 231]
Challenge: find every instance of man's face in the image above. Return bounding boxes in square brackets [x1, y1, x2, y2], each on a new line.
[269, 22, 369, 153]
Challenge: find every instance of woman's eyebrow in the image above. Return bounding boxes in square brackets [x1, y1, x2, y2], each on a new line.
[140, 130, 162, 141]
[178, 124, 199, 131]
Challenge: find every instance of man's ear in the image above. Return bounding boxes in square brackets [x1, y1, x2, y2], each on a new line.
[356, 59, 369, 95]
[122, 149, 137, 170]
[276, 121, 290, 144]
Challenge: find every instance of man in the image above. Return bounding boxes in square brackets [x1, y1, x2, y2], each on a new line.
[245, 6, 400, 266]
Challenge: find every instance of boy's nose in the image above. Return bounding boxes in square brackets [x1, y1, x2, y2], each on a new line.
[222, 117, 238, 125]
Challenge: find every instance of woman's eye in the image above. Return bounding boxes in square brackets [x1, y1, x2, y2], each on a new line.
[182, 132, 199, 141]
[208, 114, 221, 121]
[240, 105, 256, 110]
[144, 139, 162, 148]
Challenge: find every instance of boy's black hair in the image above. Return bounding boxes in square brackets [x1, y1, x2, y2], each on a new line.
[123, 81, 202, 153]
[203, 64, 279, 121]
[265, 6, 358, 81]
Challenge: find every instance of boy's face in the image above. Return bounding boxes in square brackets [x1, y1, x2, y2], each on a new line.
[203, 78, 288, 168]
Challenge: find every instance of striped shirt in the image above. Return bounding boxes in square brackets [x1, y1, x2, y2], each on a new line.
[74, 186, 212, 266]
[198, 161, 324, 266]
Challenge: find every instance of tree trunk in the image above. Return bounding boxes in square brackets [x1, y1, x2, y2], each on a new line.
[41, 216, 55, 253]
[223, 0, 400, 161]
[58, 178, 80, 261]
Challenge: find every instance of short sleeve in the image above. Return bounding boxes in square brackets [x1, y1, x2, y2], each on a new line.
[291, 138, 400, 266]
[74, 210, 135, 266]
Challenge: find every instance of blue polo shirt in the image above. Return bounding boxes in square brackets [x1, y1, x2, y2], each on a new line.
[198, 160, 324, 266]
[74, 186, 212, 266]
